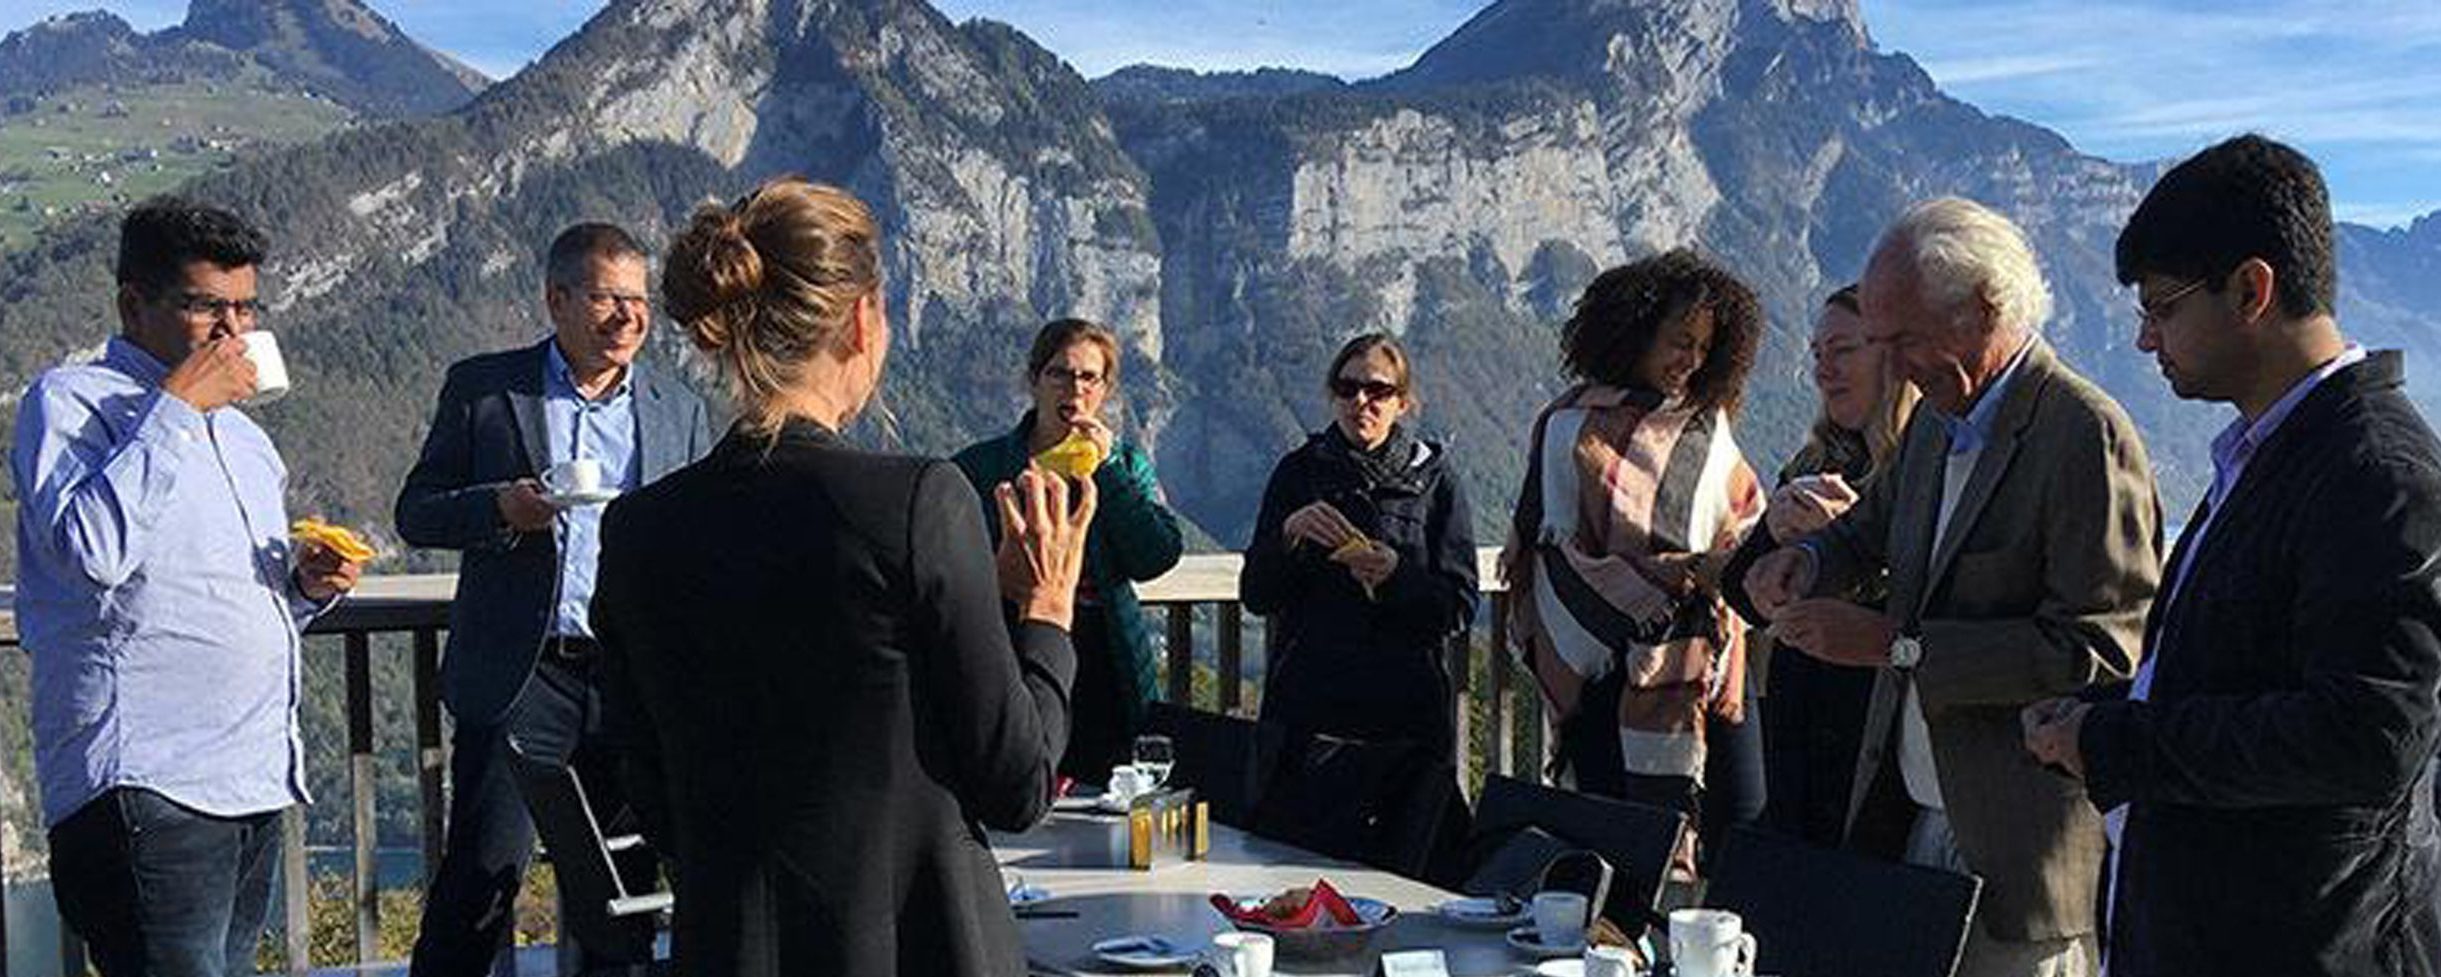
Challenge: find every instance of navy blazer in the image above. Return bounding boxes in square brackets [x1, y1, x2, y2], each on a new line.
[2084, 351, 2441, 976]
[394, 339, 711, 726]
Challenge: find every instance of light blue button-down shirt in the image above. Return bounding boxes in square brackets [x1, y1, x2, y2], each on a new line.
[542, 342, 640, 638]
[11, 337, 323, 826]
[1933, 337, 2035, 456]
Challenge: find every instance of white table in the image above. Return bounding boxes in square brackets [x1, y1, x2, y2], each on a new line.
[992, 813, 1556, 976]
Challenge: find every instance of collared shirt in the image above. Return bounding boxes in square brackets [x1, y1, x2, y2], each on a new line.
[542, 340, 641, 638]
[11, 336, 322, 826]
[1901, 336, 2038, 810]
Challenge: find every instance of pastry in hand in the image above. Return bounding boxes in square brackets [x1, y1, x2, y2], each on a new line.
[1032, 430, 1104, 480]
[291, 517, 375, 563]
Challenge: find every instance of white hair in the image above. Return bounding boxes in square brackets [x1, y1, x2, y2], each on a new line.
[1876, 197, 2053, 337]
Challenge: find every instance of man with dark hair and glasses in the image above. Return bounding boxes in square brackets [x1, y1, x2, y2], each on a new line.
[398, 222, 710, 975]
[2024, 133, 2441, 976]
[11, 195, 366, 975]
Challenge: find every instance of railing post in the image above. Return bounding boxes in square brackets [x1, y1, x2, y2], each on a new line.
[1165, 604, 1194, 707]
[1489, 593, 1514, 778]
[1215, 604, 1243, 715]
[414, 629, 446, 893]
[283, 805, 310, 973]
[1446, 629, 1472, 782]
[345, 632, 379, 965]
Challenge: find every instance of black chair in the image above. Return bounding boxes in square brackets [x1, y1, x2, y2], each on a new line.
[1141, 701, 1264, 826]
[1703, 825, 1981, 977]
[505, 737, 670, 973]
[1248, 730, 1467, 880]
[1470, 774, 1687, 929]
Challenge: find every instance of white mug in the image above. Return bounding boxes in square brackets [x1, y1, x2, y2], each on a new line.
[1584, 944, 1640, 977]
[1667, 909, 1757, 977]
[1533, 890, 1589, 948]
[238, 330, 290, 405]
[1204, 931, 1273, 977]
[544, 458, 604, 496]
[1106, 764, 1151, 802]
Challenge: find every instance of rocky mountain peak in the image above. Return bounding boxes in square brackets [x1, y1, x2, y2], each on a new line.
[1376, 0, 1864, 94]
[168, 0, 487, 115]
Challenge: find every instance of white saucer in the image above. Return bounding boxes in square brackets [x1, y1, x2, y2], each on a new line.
[1533, 961, 1587, 977]
[1507, 925, 1586, 958]
[1092, 935, 1198, 970]
[1435, 896, 1530, 929]
[544, 487, 620, 508]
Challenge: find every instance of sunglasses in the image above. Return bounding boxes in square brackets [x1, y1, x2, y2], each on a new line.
[1330, 377, 1402, 402]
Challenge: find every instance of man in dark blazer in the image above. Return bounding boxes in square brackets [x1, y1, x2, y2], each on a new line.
[395, 223, 711, 976]
[1745, 198, 2160, 977]
[2024, 135, 2441, 977]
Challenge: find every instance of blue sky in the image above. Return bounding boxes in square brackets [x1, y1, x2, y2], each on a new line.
[7, 0, 2434, 228]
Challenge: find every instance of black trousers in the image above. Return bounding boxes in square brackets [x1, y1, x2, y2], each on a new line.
[409, 654, 653, 976]
[48, 788, 283, 977]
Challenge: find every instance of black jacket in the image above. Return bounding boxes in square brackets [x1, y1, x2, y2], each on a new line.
[2083, 351, 2441, 976]
[591, 419, 1075, 977]
[1240, 427, 1477, 755]
[394, 339, 712, 725]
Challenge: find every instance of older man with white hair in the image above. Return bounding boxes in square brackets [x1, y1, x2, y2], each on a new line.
[1739, 198, 2161, 976]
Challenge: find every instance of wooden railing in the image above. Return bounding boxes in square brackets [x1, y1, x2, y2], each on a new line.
[0, 551, 1536, 976]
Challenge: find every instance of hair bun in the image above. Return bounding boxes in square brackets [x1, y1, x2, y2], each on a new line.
[664, 206, 765, 351]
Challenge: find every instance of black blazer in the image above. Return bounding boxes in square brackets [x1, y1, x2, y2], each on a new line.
[394, 339, 711, 725]
[2083, 351, 2441, 976]
[590, 418, 1076, 977]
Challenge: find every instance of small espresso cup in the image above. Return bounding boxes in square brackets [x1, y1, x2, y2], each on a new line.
[1584, 944, 1641, 977]
[1204, 931, 1273, 977]
[239, 330, 290, 405]
[1667, 909, 1757, 977]
[1106, 764, 1151, 802]
[544, 458, 605, 497]
[1532, 890, 1589, 948]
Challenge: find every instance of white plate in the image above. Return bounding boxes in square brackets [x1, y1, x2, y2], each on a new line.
[1533, 961, 1587, 977]
[1092, 935, 1198, 970]
[544, 487, 620, 508]
[1435, 896, 1530, 929]
[1507, 925, 1586, 958]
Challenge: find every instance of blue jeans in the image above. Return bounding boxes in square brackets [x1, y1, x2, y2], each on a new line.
[47, 788, 283, 977]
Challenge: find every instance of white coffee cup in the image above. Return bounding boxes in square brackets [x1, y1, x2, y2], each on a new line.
[238, 330, 290, 405]
[1106, 764, 1151, 802]
[1533, 890, 1589, 948]
[544, 458, 604, 497]
[1667, 909, 1757, 977]
[1205, 931, 1273, 977]
[1584, 944, 1640, 977]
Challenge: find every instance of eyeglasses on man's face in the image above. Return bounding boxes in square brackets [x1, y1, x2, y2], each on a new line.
[2136, 279, 2207, 328]
[577, 289, 651, 317]
[165, 292, 263, 324]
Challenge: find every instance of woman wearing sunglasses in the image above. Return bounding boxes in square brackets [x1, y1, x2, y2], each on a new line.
[1241, 332, 1479, 764]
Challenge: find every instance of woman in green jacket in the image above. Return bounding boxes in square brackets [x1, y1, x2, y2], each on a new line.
[954, 318, 1186, 783]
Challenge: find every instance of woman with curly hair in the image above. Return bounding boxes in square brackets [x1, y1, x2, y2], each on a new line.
[1504, 248, 1767, 849]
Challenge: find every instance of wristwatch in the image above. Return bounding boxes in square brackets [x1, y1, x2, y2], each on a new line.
[1888, 633, 1923, 670]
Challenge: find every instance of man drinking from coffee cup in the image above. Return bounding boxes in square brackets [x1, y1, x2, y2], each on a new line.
[11, 195, 364, 976]
[396, 223, 711, 976]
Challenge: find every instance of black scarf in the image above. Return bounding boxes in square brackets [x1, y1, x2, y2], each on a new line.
[1320, 422, 1422, 492]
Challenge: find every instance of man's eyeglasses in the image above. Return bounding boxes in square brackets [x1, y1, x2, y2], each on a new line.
[167, 293, 263, 323]
[2136, 279, 2206, 328]
[1042, 365, 1106, 390]
[1330, 377, 1402, 402]
[577, 290, 651, 316]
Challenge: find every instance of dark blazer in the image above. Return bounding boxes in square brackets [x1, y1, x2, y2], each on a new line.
[1802, 340, 2161, 942]
[590, 418, 1076, 977]
[394, 339, 711, 726]
[2082, 351, 2441, 977]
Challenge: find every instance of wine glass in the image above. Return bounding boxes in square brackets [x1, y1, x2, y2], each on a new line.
[1131, 733, 1175, 790]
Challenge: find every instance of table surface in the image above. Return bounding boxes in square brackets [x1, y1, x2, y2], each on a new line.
[992, 812, 1576, 977]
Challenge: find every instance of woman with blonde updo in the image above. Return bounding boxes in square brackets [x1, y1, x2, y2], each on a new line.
[589, 176, 1094, 976]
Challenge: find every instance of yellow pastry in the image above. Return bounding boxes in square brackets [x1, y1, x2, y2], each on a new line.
[291, 517, 375, 563]
[1032, 430, 1105, 480]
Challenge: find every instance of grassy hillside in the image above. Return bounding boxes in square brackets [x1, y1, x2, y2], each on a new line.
[0, 79, 352, 252]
